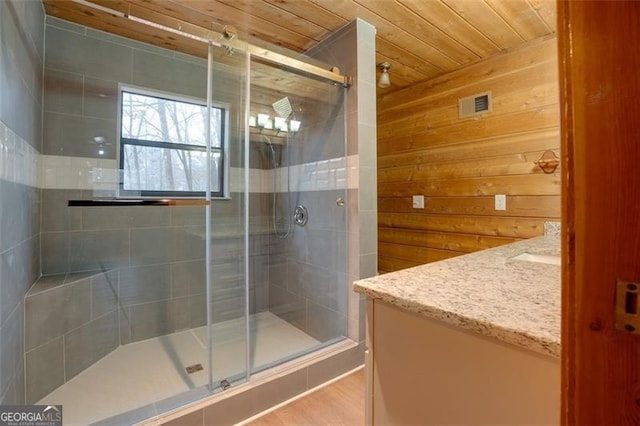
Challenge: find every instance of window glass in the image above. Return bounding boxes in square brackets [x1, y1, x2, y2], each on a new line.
[119, 88, 225, 197]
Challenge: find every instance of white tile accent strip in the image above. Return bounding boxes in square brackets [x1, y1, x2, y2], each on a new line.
[38, 154, 360, 192]
[40, 155, 118, 190]
[276, 155, 358, 192]
[2, 119, 358, 193]
[0, 120, 40, 188]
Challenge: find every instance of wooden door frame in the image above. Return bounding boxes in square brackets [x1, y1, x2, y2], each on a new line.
[559, 1, 640, 423]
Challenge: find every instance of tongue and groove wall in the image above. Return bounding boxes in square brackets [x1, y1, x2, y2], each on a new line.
[376, 35, 560, 273]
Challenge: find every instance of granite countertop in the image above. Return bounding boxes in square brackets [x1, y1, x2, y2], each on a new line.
[354, 235, 561, 358]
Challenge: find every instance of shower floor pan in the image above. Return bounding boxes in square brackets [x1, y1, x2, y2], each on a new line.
[38, 311, 319, 425]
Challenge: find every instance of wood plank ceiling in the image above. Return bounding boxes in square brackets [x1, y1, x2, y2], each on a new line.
[43, 0, 556, 94]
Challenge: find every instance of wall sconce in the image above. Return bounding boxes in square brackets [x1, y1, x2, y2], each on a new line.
[378, 62, 391, 88]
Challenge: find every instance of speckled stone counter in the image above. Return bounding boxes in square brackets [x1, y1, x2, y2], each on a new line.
[354, 236, 560, 358]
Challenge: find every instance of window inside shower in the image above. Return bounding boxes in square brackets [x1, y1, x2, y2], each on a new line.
[118, 86, 228, 198]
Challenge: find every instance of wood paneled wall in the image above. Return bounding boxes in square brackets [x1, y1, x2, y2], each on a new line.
[377, 35, 560, 273]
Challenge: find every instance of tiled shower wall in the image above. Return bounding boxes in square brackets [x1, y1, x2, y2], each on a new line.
[10, 11, 373, 410]
[268, 189, 348, 342]
[260, 18, 378, 356]
[0, 0, 44, 405]
[306, 19, 378, 344]
[165, 18, 376, 426]
[24, 17, 272, 402]
[39, 16, 270, 317]
[266, 85, 349, 343]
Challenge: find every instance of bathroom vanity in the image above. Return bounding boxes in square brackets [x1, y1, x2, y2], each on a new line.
[354, 236, 561, 425]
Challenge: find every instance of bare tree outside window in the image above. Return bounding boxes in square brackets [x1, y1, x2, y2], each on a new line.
[119, 89, 225, 197]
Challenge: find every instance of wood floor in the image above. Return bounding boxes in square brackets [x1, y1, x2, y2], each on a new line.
[244, 369, 365, 425]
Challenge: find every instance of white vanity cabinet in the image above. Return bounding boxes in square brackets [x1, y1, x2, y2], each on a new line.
[364, 299, 559, 425]
[355, 236, 562, 425]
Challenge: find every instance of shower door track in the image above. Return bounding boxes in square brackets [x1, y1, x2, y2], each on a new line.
[70, 0, 351, 87]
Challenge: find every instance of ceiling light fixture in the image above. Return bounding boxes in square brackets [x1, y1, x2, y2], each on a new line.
[378, 62, 391, 88]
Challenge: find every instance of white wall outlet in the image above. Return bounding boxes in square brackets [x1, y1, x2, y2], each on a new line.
[412, 195, 425, 209]
[495, 194, 506, 211]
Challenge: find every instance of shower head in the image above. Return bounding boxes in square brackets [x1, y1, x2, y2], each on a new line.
[272, 97, 293, 119]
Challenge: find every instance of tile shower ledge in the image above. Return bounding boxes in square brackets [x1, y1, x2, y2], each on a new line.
[27, 270, 112, 296]
[354, 236, 560, 358]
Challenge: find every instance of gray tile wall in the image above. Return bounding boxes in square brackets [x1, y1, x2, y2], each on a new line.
[43, 18, 191, 159]
[42, 17, 268, 318]
[40, 16, 270, 312]
[43, 17, 250, 167]
[107, 18, 373, 426]
[30, 17, 276, 403]
[0, 0, 43, 150]
[251, 60, 349, 345]
[40, 190, 269, 322]
[284, 91, 346, 167]
[268, 190, 348, 343]
[32, 14, 365, 415]
[307, 19, 378, 344]
[26, 202, 271, 404]
[32, 189, 271, 400]
[0, 0, 44, 406]
[23, 272, 119, 403]
[247, 56, 350, 345]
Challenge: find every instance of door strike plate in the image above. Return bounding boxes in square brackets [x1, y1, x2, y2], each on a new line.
[615, 280, 640, 334]
[185, 363, 204, 374]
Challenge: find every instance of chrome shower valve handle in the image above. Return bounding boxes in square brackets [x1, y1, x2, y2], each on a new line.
[294, 205, 308, 226]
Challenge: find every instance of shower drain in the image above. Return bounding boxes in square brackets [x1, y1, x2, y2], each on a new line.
[185, 363, 204, 374]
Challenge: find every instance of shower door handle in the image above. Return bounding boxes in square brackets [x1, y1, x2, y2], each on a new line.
[336, 198, 345, 207]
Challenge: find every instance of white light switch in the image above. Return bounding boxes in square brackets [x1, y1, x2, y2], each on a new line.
[495, 194, 506, 211]
[412, 195, 425, 209]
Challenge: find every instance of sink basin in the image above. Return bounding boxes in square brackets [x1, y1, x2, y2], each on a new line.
[511, 253, 561, 266]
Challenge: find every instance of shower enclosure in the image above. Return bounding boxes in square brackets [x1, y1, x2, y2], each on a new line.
[30, 15, 349, 424]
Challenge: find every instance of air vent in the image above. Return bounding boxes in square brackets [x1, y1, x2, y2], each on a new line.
[458, 91, 492, 119]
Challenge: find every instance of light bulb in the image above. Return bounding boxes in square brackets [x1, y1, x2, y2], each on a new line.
[378, 62, 391, 88]
[378, 70, 390, 88]
[257, 113, 270, 128]
[274, 117, 288, 132]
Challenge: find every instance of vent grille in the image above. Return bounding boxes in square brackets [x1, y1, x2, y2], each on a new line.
[459, 91, 492, 118]
[474, 94, 489, 112]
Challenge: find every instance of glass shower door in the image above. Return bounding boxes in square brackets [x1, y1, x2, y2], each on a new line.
[205, 43, 250, 389]
[247, 58, 348, 373]
[33, 19, 251, 424]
